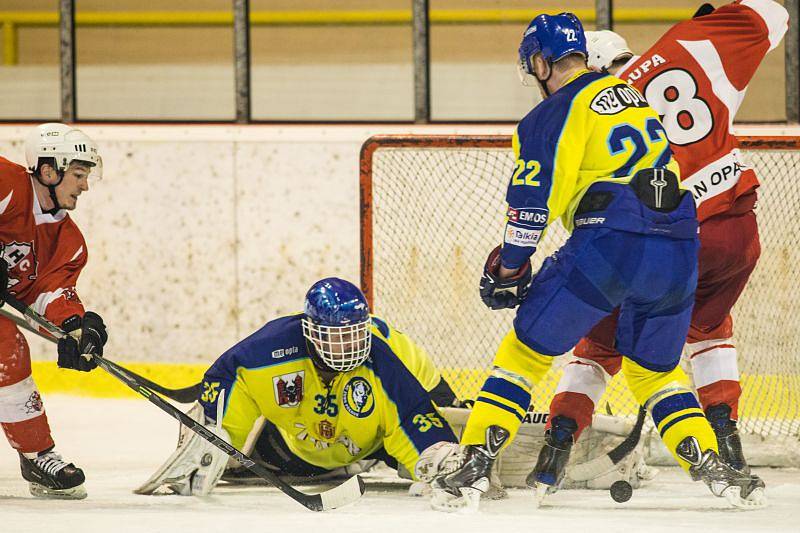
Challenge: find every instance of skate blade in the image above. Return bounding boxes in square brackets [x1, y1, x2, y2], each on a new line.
[723, 486, 767, 510]
[532, 483, 550, 507]
[29, 482, 87, 500]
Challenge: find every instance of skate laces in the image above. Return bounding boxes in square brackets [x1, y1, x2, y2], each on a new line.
[33, 451, 71, 477]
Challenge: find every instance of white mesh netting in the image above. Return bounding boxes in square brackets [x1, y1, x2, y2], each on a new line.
[362, 135, 799, 453]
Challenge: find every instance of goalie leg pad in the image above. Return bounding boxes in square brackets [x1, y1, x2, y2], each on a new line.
[135, 399, 231, 496]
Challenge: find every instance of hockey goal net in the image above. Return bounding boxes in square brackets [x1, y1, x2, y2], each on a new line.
[360, 134, 800, 463]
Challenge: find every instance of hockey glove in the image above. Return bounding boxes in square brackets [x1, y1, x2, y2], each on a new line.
[0, 258, 8, 306]
[479, 245, 532, 310]
[57, 312, 108, 372]
[692, 3, 715, 18]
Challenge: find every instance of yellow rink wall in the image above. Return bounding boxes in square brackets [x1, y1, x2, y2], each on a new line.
[31, 361, 798, 426]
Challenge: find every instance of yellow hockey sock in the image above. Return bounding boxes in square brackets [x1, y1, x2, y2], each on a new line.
[622, 357, 717, 471]
[461, 329, 554, 446]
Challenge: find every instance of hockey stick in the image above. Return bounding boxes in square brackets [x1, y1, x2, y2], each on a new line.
[568, 405, 648, 482]
[0, 295, 366, 511]
[0, 306, 202, 403]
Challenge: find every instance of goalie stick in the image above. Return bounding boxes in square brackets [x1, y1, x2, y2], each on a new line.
[568, 405, 648, 482]
[0, 295, 366, 511]
[0, 306, 201, 403]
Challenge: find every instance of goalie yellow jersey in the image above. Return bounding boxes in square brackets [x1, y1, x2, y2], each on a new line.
[500, 69, 680, 269]
[199, 313, 456, 477]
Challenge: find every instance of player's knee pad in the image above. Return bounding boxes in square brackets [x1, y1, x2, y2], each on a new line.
[621, 358, 716, 471]
[686, 338, 740, 388]
[550, 358, 610, 438]
[464, 368, 534, 447]
[493, 328, 555, 385]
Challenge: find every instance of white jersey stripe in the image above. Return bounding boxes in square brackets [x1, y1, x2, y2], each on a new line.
[677, 39, 746, 128]
[0, 376, 45, 424]
[742, 0, 790, 51]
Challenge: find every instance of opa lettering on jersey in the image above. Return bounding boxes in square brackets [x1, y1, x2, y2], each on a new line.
[590, 83, 648, 115]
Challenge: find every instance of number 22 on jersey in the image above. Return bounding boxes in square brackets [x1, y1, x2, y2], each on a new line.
[607, 117, 671, 178]
[512, 158, 541, 186]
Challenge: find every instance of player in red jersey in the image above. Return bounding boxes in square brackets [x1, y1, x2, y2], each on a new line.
[0, 123, 108, 499]
[534, 0, 788, 484]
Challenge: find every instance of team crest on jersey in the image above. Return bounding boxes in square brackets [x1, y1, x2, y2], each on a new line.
[273, 371, 304, 408]
[1, 241, 38, 289]
[342, 377, 374, 418]
[24, 391, 43, 414]
[318, 420, 336, 440]
[590, 83, 648, 115]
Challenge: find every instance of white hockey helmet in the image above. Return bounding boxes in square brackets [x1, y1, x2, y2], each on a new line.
[24, 123, 103, 179]
[585, 30, 634, 71]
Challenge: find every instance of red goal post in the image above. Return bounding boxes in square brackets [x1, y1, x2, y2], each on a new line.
[359, 134, 800, 457]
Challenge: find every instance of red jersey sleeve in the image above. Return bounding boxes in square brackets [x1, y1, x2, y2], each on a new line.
[0, 159, 25, 223]
[28, 219, 88, 326]
[671, 0, 788, 90]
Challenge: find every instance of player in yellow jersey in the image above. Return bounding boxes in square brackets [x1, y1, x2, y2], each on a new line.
[431, 12, 765, 511]
[136, 278, 462, 496]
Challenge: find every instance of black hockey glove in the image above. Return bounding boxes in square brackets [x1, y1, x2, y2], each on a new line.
[479, 245, 532, 310]
[57, 312, 108, 372]
[0, 258, 8, 306]
[692, 3, 715, 18]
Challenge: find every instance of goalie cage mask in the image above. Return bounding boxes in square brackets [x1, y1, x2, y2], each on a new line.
[302, 277, 372, 372]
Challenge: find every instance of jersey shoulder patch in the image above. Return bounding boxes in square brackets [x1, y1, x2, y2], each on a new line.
[232, 314, 309, 369]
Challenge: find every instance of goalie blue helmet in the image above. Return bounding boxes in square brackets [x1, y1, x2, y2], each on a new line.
[519, 12, 587, 76]
[302, 278, 372, 372]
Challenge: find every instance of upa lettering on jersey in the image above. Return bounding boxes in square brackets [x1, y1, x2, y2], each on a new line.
[0, 241, 37, 289]
[504, 224, 542, 248]
[342, 377, 375, 418]
[273, 371, 304, 408]
[624, 54, 668, 84]
[589, 83, 648, 115]
[506, 206, 548, 229]
[682, 150, 747, 206]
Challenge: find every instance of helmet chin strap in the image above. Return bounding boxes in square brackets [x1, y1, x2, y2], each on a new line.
[35, 169, 64, 215]
[536, 59, 554, 97]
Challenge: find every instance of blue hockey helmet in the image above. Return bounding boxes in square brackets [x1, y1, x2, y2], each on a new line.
[302, 278, 372, 372]
[518, 12, 587, 76]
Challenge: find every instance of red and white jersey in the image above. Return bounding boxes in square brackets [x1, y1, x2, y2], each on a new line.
[618, 0, 788, 222]
[0, 156, 87, 325]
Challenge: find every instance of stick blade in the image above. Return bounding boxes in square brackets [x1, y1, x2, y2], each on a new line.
[315, 475, 366, 511]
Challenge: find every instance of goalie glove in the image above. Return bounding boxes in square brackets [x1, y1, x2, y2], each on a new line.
[414, 441, 463, 483]
[479, 245, 532, 310]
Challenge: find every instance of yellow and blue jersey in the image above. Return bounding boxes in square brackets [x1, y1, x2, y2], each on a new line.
[501, 69, 680, 269]
[199, 314, 456, 478]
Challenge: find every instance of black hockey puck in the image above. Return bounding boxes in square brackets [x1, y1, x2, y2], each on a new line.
[610, 480, 633, 503]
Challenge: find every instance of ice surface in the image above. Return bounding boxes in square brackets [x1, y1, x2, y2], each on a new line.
[1, 396, 798, 533]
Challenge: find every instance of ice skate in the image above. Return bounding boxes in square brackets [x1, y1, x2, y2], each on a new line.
[19, 447, 87, 500]
[526, 415, 577, 504]
[431, 425, 509, 512]
[676, 436, 766, 509]
[707, 404, 750, 474]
